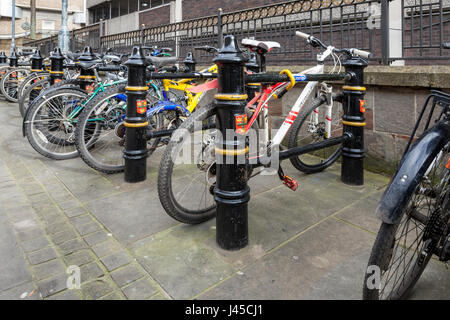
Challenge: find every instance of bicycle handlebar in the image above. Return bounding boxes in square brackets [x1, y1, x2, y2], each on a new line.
[295, 31, 372, 59]
[194, 45, 219, 53]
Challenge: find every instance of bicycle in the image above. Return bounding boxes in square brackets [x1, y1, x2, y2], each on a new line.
[74, 50, 218, 174]
[0, 50, 32, 102]
[157, 32, 371, 224]
[22, 52, 127, 160]
[362, 45, 450, 300]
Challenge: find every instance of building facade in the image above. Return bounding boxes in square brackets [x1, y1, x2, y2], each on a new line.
[87, 0, 288, 35]
[0, 0, 86, 52]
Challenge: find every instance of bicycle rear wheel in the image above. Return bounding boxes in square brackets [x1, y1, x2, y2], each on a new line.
[287, 95, 343, 173]
[24, 88, 87, 159]
[0, 68, 31, 102]
[363, 145, 449, 300]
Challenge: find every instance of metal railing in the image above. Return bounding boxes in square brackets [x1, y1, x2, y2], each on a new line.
[23, 24, 101, 56]
[22, 0, 449, 65]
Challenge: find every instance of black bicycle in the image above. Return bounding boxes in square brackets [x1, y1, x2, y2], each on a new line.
[363, 43, 450, 299]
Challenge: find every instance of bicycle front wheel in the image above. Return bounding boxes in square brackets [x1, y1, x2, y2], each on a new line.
[158, 103, 218, 224]
[363, 145, 450, 300]
[75, 84, 165, 174]
[287, 95, 343, 174]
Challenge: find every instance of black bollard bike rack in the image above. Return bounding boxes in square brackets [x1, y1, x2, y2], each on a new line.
[124, 46, 149, 183]
[0, 52, 8, 65]
[30, 50, 43, 73]
[183, 52, 197, 73]
[49, 48, 64, 85]
[340, 57, 368, 186]
[77, 46, 97, 92]
[9, 50, 18, 67]
[213, 35, 250, 251]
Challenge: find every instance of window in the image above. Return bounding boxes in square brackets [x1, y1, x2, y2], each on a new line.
[120, 0, 128, 15]
[111, 0, 119, 18]
[129, 0, 138, 13]
[152, 0, 163, 7]
[42, 20, 55, 30]
[90, 2, 111, 23]
[140, 0, 150, 10]
[139, 0, 171, 10]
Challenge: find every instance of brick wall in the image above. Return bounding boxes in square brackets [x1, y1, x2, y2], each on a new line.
[139, 5, 171, 28]
[182, 0, 287, 20]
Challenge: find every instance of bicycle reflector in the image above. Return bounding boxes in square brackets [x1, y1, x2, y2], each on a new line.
[446, 158, 450, 170]
[359, 99, 366, 113]
[235, 113, 247, 134]
[136, 99, 147, 114]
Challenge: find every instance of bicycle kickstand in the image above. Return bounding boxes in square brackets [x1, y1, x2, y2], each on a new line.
[278, 166, 298, 192]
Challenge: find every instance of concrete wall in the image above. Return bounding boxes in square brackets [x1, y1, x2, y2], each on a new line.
[105, 12, 140, 35]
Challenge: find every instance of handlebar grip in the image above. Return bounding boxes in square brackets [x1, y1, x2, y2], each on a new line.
[351, 48, 372, 59]
[275, 88, 288, 100]
[295, 31, 310, 40]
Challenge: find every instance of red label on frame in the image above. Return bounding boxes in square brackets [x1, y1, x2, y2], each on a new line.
[136, 99, 147, 114]
[85, 84, 95, 94]
[359, 99, 366, 113]
[235, 113, 247, 134]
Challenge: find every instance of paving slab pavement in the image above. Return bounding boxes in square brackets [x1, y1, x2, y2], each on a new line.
[0, 100, 448, 300]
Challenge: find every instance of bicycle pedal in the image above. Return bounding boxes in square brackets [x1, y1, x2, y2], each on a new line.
[282, 176, 298, 191]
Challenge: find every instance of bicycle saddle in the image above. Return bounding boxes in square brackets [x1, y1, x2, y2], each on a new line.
[77, 60, 102, 70]
[146, 56, 178, 69]
[242, 39, 280, 54]
[66, 51, 82, 62]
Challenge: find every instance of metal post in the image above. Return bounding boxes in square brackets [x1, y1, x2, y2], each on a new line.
[381, 0, 390, 65]
[49, 48, 64, 85]
[141, 24, 146, 46]
[77, 46, 97, 92]
[340, 57, 368, 186]
[30, 0, 36, 40]
[58, 0, 70, 53]
[11, 0, 16, 54]
[30, 49, 43, 72]
[217, 8, 223, 48]
[213, 35, 250, 251]
[183, 52, 196, 72]
[124, 46, 149, 183]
